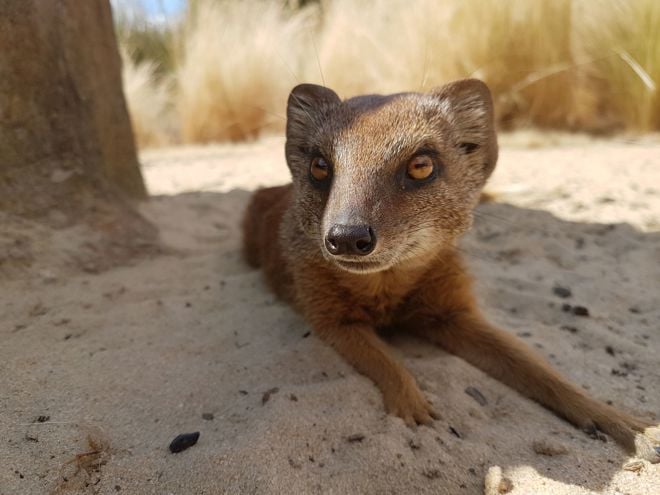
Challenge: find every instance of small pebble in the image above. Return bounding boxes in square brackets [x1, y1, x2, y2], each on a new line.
[169, 432, 200, 453]
[465, 386, 488, 406]
[532, 439, 568, 456]
[552, 286, 572, 298]
[498, 478, 514, 494]
[201, 412, 214, 421]
[485, 467, 512, 495]
[422, 468, 442, 479]
[623, 460, 644, 472]
[347, 433, 365, 443]
[25, 433, 38, 442]
[261, 387, 279, 405]
[448, 426, 461, 438]
[583, 424, 607, 442]
[572, 305, 590, 317]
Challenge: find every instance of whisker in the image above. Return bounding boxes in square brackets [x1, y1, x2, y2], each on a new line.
[274, 50, 303, 86]
[244, 104, 287, 122]
[290, 92, 318, 127]
[473, 208, 518, 227]
[450, 244, 499, 264]
[418, 36, 429, 92]
[309, 29, 325, 86]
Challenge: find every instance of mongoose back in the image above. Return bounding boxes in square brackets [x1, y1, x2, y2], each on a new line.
[242, 79, 659, 461]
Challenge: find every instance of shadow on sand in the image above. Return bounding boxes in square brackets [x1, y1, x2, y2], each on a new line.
[2, 189, 657, 494]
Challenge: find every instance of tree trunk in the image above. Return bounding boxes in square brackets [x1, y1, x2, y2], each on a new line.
[0, 0, 158, 273]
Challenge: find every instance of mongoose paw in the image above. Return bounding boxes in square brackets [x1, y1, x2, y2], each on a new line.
[384, 383, 439, 427]
[633, 425, 660, 463]
[581, 415, 659, 463]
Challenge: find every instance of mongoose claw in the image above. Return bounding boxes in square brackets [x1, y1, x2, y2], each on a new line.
[583, 413, 660, 462]
[634, 426, 660, 463]
[384, 383, 438, 427]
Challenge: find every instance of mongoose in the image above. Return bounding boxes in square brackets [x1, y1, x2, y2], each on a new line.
[242, 79, 659, 461]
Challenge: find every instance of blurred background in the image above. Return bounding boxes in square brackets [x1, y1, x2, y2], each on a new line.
[111, 0, 660, 149]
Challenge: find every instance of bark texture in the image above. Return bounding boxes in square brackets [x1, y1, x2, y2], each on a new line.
[0, 0, 146, 215]
[0, 0, 158, 274]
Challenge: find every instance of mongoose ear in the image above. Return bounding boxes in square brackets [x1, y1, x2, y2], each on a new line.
[431, 79, 498, 178]
[286, 84, 341, 135]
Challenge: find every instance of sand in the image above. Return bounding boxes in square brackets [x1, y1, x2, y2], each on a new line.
[1, 136, 659, 494]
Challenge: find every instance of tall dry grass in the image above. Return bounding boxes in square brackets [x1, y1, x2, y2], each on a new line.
[121, 54, 175, 147]
[177, 0, 314, 142]
[576, 0, 660, 132]
[115, 0, 660, 147]
[316, 0, 578, 129]
[449, 0, 577, 129]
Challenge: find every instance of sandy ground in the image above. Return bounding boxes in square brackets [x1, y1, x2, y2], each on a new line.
[1, 136, 659, 494]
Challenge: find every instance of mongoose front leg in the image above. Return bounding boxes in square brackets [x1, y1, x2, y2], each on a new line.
[408, 310, 660, 461]
[312, 320, 437, 426]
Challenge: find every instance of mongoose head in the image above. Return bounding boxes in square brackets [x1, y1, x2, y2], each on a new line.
[285, 79, 498, 274]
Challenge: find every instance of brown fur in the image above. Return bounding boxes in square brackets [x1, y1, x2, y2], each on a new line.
[242, 79, 659, 460]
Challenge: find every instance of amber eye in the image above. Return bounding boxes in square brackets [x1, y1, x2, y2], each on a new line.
[310, 157, 330, 181]
[406, 155, 434, 180]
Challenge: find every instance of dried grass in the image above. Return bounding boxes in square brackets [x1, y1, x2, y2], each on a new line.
[114, 0, 660, 146]
[121, 53, 176, 147]
[575, 0, 660, 132]
[177, 0, 314, 142]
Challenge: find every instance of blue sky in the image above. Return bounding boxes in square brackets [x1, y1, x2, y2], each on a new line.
[112, 0, 185, 19]
[140, 0, 185, 16]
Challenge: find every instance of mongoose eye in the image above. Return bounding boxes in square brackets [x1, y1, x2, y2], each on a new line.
[406, 155, 434, 181]
[310, 157, 330, 182]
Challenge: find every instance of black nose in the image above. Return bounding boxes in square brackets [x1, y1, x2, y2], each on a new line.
[325, 224, 376, 256]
